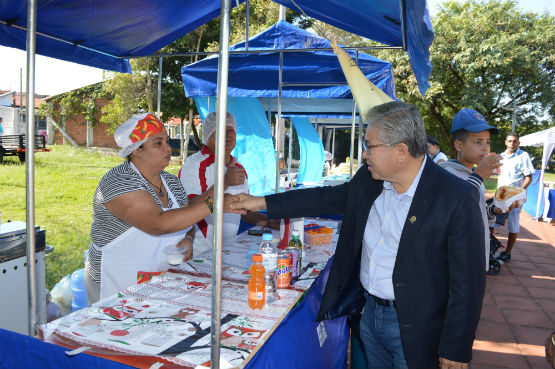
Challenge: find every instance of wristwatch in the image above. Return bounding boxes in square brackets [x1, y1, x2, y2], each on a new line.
[184, 235, 194, 242]
[204, 196, 214, 214]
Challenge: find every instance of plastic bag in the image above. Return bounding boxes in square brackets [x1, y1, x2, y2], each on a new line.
[50, 274, 72, 316]
[493, 186, 527, 213]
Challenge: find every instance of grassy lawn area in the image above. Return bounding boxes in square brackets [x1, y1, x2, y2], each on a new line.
[0, 145, 182, 289]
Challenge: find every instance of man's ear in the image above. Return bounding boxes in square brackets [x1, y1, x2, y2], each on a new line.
[453, 139, 464, 153]
[396, 143, 410, 162]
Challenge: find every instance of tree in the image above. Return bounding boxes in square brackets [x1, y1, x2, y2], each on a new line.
[101, 58, 157, 133]
[315, 1, 555, 157]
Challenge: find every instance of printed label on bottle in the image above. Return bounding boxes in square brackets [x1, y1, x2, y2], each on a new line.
[261, 254, 277, 273]
[249, 291, 264, 300]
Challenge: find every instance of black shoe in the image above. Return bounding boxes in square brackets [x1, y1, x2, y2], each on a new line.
[496, 252, 511, 262]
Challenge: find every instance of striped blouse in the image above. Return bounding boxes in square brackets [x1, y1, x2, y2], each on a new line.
[88, 160, 189, 282]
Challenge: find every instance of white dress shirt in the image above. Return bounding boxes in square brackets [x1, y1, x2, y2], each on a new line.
[360, 156, 427, 300]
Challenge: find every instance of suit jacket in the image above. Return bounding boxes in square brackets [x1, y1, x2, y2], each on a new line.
[265, 159, 486, 368]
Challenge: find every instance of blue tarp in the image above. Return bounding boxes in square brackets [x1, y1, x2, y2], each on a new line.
[193, 96, 277, 195]
[0, 0, 432, 93]
[182, 20, 396, 107]
[292, 117, 325, 184]
[523, 171, 545, 217]
[0, 0, 245, 73]
[272, 0, 433, 95]
[244, 257, 349, 369]
[183, 22, 388, 190]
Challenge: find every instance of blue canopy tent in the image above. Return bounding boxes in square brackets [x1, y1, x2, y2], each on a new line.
[182, 21, 395, 193]
[1, 0, 432, 91]
[1, 3, 432, 365]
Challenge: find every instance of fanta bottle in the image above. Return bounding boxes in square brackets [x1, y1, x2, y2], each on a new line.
[248, 254, 266, 309]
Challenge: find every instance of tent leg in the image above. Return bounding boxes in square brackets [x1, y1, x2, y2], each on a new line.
[275, 51, 283, 193]
[350, 100, 356, 178]
[331, 128, 335, 164]
[157, 57, 163, 119]
[211, 0, 231, 367]
[25, 0, 38, 337]
[287, 119, 293, 187]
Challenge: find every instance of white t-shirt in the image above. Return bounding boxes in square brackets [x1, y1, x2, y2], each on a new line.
[432, 151, 448, 163]
[179, 146, 249, 256]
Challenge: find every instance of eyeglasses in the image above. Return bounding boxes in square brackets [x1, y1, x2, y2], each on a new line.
[362, 140, 399, 154]
[471, 139, 491, 147]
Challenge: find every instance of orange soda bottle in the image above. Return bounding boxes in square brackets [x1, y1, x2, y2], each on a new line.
[248, 254, 266, 309]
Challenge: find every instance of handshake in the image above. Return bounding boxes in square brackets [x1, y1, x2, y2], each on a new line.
[222, 193, 266, 214]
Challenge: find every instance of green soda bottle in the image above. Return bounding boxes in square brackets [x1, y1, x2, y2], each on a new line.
[288, 230, 303, 278]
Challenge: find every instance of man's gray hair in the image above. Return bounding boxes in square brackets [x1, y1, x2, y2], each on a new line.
[365, 101, 427, 158]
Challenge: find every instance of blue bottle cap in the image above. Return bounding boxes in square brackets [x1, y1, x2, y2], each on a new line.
[262, 233, 273, 241]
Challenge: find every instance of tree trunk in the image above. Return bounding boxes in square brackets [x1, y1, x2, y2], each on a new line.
[145, 58, 154, 113]
[429, 101, 456, 158]
[183, 118, 191, 162]
[190, 117, 202, 148]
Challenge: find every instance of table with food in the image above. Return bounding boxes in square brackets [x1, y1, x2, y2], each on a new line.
[37, 217, 348, 369]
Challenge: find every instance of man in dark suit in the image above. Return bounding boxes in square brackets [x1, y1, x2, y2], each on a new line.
[232, 101, 485, 369]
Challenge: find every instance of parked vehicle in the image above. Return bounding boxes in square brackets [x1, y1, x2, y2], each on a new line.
[0, 134, 50, 163]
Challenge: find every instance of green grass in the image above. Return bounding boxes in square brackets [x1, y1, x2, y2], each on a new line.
[485, 172, 555, 194]
[0, 145, 182, 289]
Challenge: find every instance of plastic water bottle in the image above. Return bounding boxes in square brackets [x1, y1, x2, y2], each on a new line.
[70, 268, 88, 312]
[248, 254, 265, 309]
[258, 233, 277, 303]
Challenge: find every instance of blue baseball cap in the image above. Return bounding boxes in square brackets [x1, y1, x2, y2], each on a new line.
[451, 109, 499, 134]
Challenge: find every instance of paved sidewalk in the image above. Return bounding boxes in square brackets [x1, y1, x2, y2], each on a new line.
[470, 212, 555, 369]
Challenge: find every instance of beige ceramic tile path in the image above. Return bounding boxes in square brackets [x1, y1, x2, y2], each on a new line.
[470, 212, 555, 369]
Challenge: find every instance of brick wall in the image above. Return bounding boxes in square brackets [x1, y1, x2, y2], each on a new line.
[52, 97, 117, 148]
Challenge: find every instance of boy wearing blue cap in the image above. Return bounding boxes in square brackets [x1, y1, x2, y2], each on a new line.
[439, 109, 506, 272]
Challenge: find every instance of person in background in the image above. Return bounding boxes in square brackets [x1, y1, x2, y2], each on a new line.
[494, 132, 535, 262]
[86, 113, 241, 303]
[179, 112, 278, 256]
[0, 117, 4, 136]
[231, 101, 485, 369]
[439, 109, 514, 272]
[426, 135, 448, 163]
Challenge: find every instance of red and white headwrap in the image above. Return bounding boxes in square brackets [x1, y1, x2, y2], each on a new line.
[114, 113, 164, 158]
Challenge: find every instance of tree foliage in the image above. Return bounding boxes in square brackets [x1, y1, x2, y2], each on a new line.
[39, 83, 104, 126]
[316, 0, 555, 157]
[99, 1, 306, 135]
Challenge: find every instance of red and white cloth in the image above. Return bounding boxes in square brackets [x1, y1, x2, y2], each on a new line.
[179, 146, 249, 255]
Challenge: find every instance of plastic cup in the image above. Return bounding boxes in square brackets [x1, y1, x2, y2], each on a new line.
[163, 245, 187, 265]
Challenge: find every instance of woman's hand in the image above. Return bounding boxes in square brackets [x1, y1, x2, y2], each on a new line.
[223, 193, 246, 214]
[224, 157, 246, 188]
[176, 237, 193, 262]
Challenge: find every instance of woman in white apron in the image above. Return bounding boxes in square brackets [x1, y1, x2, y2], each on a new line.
[85, 113, 243, 303]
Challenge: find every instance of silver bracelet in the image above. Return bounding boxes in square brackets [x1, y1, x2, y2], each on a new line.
[184, 235, 194, 242]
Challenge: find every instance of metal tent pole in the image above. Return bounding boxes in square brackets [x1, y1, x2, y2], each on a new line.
[287, 119, 293, 187]
[25, 0, 38, 336]
[157, 57, 163, 119]
[275, 51, 283, 193]
[331, 128, 335, 165]
[211, 0, 231, 367]
[355, 51, 363, 166]
[349, 101, 356, 178]
[245, 0, 249, 51]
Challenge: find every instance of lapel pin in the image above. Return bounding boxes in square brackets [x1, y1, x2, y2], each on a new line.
[409, 216, 417, 224]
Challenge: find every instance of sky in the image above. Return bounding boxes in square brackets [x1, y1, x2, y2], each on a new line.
[0, 0, 553, 96]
